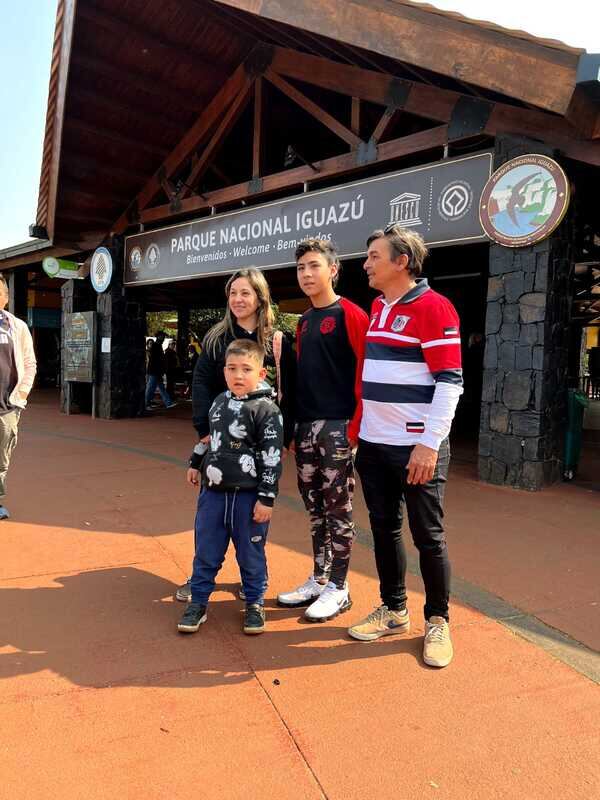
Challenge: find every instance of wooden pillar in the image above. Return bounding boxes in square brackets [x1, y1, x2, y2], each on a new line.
[96, 238, 146, 418]
[60, 277, 94, 414]
[8, 268, 28, 321]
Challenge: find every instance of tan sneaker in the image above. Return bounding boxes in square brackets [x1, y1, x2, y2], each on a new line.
[423, 616, 453, 667]
[348, 605, 410, 641]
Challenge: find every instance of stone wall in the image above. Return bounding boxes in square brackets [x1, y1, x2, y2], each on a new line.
[478, 136, 574, 490]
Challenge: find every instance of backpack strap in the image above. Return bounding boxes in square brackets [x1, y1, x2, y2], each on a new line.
[272, 330, 283, 404]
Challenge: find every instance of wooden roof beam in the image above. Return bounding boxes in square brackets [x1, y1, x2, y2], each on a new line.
[140, 124, 449, 225]
[112, 47, 271, 232]
[269, 47, 599, 157]
[264, 70, 363, 149]
[180, 78, 256, 197]
[214, 0, 581, 114]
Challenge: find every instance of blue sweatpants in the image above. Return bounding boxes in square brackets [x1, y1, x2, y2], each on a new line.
[190, 488, 269, 606]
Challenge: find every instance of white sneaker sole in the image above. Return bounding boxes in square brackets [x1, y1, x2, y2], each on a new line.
[423, 652, 453, 668]
[277, 593, 322, 608]
[348, 621, 410, 641]
[177, 613, 207, 633]
[305, 597, 353, 623]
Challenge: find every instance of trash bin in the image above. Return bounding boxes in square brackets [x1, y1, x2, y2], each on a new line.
[563, 389, 588, 480]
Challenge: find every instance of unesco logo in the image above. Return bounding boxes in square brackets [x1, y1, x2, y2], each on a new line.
[437, 181, 473, 223]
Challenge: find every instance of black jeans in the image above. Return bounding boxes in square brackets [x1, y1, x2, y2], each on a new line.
[355, 438, 451, 621]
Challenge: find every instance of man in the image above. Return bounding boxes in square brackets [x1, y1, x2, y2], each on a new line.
[145, 331, 177, 410]
[277, 238, 369, 622]
[348, 226, 463, 668]
[165, 340, 179, 399]
[0, 274, 37, 519]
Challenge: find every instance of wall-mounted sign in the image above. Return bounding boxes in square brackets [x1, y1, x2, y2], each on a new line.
[90, 247, 113, 292]
[479, 154, 570, 248]
[42, 257, 87, 280]
[64, 311, 96, 382]
[124, 152, 493, 286]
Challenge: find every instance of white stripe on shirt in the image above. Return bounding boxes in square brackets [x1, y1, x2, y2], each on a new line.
[366, 331, 421, 344]
[363, 359, 434, 386]
[421, 337, 461, 349]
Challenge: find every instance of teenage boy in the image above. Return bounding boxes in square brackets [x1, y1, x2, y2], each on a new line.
[178, 339, 283, 635]
[348, 225, 463, 668]
[277, 238, 369, 622]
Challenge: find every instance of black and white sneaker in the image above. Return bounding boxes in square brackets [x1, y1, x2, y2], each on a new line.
[243, 604, 265, 634]
[175, 580, 192, 603]
[177, 603, 207, 633]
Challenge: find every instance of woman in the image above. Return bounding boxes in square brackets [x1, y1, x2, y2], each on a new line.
[176, 267, 296, 602]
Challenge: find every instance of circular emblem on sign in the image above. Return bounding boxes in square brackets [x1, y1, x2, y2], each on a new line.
[129, 246, 142, 272]
[145, 243, 161, 270]
[479, 154, 570, 248]
[90, 247, 113, 293]
[42, 257, 60, 277]
[437, 181, 473, 222]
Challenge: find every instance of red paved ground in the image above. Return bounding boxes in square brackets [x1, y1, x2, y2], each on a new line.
[1, 393, 598, 799]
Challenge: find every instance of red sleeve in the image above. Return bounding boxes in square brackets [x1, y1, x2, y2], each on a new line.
[418, 295, 462, 375]
[295, 316, 303, 360]
[340, 298, 370, 441]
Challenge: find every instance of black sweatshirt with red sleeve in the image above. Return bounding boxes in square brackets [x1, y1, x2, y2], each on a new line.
[296, 297, 369, 440]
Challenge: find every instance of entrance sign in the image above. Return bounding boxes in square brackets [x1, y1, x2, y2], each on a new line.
[479, 155, 570, 248]
[125, 153, 493, 286]
[90, 247, 113, 292]
[64, 311, 96, 382]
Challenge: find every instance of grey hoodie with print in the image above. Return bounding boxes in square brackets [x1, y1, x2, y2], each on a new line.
[189, 386, 283, 506]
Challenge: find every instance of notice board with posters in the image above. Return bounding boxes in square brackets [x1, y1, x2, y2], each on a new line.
[64, 311, 96, 383]
[124, 152, 493, 286]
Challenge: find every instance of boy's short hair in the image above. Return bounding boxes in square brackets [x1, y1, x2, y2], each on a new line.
[295, 238, 341, 287]
[366, 225, 428, 277]
[226, 338, 265, 366]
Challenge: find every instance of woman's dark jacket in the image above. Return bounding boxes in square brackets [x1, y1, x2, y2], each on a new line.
[192, 321, 296, 446]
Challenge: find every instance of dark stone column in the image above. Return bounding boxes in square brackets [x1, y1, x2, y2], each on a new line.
[478, 136, 574, 490]
[96, 239, 146, 418]
[8, 268, 28, 321]
[60, 278, 94, 414]
[176, 305, 190, 365]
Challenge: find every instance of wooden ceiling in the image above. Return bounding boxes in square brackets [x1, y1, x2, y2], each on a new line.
[32, 0, 599, 258]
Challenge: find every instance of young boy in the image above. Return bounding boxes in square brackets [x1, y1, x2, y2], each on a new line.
[178, 339, 283, 635]
[277, 238, 369, 622]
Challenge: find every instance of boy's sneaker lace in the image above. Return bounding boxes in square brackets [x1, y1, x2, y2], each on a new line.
[305, 581, 352, 622]
[277, 575, 326, 607]
[348, 605, 410, 641]
[177, 603, 207, 633]
[423, 616, 453, 667]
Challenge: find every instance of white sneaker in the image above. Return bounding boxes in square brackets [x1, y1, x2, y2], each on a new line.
[277, 576, 326, 607]
[305, 582, 352, 622]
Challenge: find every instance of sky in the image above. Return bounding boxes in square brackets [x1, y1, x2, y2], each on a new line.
[0, 0, 598, 251]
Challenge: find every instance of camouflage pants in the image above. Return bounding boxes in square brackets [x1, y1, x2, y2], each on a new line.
[295, 419, 355, 589]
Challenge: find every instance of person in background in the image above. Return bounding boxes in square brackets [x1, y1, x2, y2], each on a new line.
[145, 331, 177, 411]
[175, 268, 296, 603]
[165, 340, 179, 400]
[0, 274, 37, 520]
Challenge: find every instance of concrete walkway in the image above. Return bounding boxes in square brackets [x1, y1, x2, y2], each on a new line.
[1, 394, 598, 799]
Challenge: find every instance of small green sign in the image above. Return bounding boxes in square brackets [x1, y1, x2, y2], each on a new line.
[43, 257, 85, 279]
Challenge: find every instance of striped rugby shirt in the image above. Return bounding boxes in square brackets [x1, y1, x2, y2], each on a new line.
[359, 278, 463, 451]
